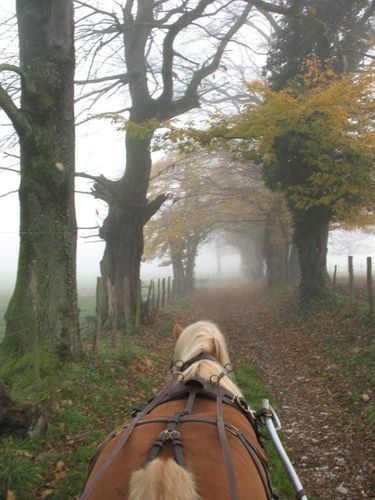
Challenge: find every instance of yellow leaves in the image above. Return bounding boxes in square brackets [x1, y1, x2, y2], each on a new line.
[107, 116, 162, 139]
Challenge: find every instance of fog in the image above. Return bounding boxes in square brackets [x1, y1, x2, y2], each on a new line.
[1, 225, 375, 294]
[1, 0, 374, 296]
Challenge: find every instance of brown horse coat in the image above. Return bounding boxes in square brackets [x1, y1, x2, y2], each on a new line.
[83, 396, 269, 500]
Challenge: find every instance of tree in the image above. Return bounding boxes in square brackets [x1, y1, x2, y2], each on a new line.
[263, 0, 375, 304]
[144, 150, 285, 288]
[265, 0, 375, 89]
[210, 63, 374, 305]
[0, 0, 80, 355]
[75, 0, 255, 328]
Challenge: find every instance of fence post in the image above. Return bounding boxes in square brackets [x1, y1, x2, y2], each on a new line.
[161, 278, 166, 308]
[348, 256, 354, 302]
[107, 277, 113, 317]
[367, 257, 374, 319]
[93, 276, 103, 351]
[156, 279, 161, 309]
[135, 280, 142, 331]
[333, 265, 337, 287]
[151, 280, 155, 306]
[111, 285, 117, 347]
[145, 280, 153, 310]
[123, 276, 131, 333]
[167, 276, 171, 304]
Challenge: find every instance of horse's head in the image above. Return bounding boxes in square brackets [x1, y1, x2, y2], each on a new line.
[171, 321, 242, 397]
[173, 321, 229, 365]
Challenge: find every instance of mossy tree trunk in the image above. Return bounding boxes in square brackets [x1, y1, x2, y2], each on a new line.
[2, 0, 80, 356]
[293, 207, 331, 307]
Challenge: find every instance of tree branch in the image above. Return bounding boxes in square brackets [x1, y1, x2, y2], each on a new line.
[248, 0, 304, 16]
[0, 166, 20, 174]
[0, 189, 18, 198]
[159, 4, 252, 120]
[0, 85, 32, 138]
[75, 72, 131, 85]
[144, 193, 169, 223]
[0, 64, 33, 138]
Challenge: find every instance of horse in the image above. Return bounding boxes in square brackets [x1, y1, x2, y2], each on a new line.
[80, 321, 276, 500]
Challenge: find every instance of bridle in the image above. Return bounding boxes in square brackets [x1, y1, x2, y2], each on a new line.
[171, 351, 234, 381]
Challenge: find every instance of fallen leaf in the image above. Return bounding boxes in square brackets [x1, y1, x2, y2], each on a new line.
[41, 489, 54, 499]
[54, 461, 66, 482]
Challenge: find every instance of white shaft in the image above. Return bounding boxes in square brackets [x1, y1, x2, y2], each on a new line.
[262, 399, 307, 500]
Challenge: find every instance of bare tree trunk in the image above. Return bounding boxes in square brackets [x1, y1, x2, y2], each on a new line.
[98, 133, 158, 328]
[185, 236, 199, 292]
[3, 0, 80, 356]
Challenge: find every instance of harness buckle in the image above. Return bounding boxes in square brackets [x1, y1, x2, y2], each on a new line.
[160, 429, 181, 441]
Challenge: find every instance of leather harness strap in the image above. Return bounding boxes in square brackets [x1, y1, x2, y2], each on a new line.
[80, 380, 178, 500]
[216, 384, 240, 500]
[81, 376, 276, 500]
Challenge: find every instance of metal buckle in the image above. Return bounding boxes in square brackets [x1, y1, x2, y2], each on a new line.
[160, 429, 181, 440]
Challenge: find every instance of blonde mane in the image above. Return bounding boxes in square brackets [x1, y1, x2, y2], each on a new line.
[173, 321, 243, 398]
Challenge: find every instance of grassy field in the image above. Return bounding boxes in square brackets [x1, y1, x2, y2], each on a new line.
[303, 297, 375, 427]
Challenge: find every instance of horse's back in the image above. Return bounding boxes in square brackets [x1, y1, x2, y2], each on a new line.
[85, 398, 268, 500]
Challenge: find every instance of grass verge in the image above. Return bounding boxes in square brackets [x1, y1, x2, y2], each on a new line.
[0, 339, 153, 500]
[236, 363, 296, 499]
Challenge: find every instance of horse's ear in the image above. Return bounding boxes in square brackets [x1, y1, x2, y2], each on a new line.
[172, 322, 184, 340]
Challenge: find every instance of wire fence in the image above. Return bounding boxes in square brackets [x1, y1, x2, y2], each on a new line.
[331, 256, 375, 317]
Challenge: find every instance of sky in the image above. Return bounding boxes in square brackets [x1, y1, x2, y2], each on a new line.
[0, 0, 374, 294]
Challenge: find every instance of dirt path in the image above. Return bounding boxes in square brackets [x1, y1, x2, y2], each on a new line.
[179, 286, 375, 499]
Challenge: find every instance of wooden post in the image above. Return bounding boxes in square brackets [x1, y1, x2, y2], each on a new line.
[107, 277, 113, 318]
[167, 277, 171, 304]
[151, 280, 155, 306]
[171, 278, 175, 301]
[123, 276, 131, 334]
[145, 280, 153, 310]
[135, 280, 142, 331]
[93, 277, 103, 351]
[348, 256, 354, 302]
[157, 278, 161, 309]
[367, 257, 374, 319]
[161, 278, 166, 308]
[111, 285, 117, 347]
[333, 265, 337, 287]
